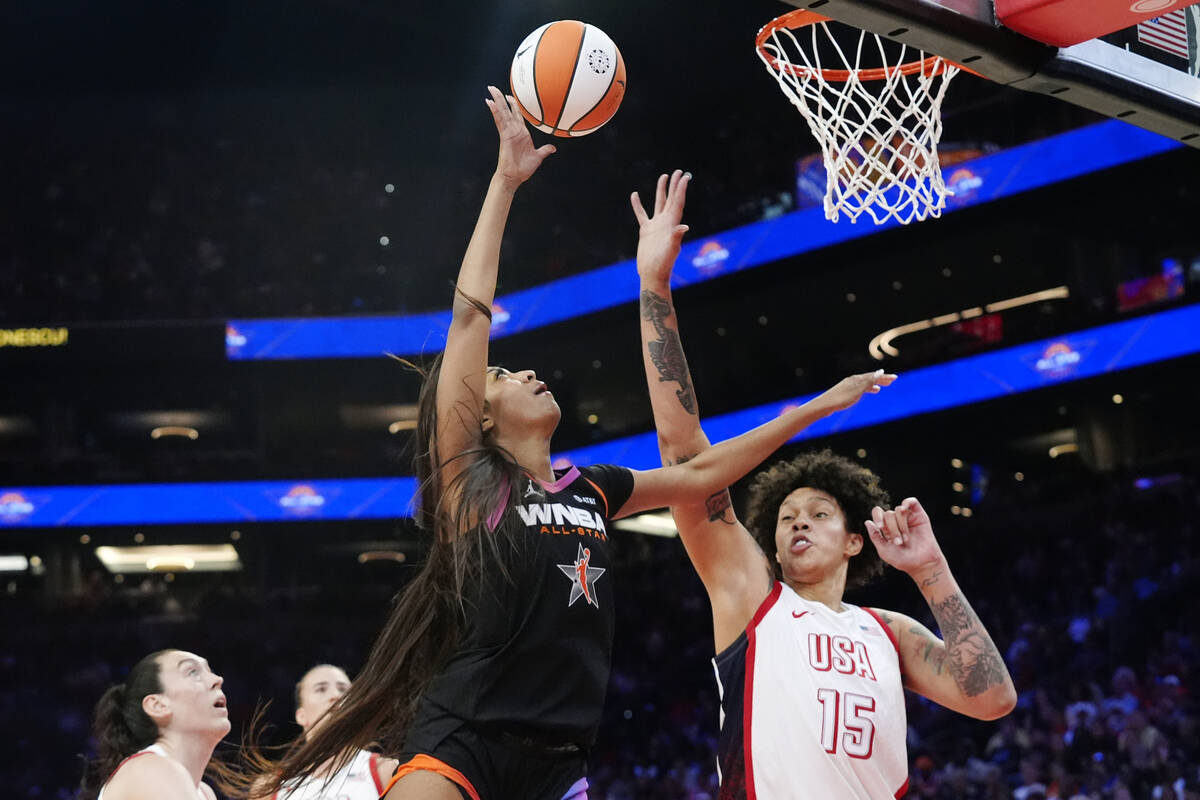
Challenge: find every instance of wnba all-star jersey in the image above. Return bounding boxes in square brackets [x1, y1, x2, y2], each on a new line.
[713, 583, 909, 800]
[272, 750, 385, 800]
[414, 464, 634, 749]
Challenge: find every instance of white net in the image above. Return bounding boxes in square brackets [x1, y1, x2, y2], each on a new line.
[757, 12, 961, 225]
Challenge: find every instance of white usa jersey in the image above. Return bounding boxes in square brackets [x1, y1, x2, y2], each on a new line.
[712, 582, 909, 800]
[273, 750, 386, 800]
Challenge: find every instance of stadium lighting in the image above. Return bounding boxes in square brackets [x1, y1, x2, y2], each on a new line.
[614, 511, 678, 538]
[95, 544, 241, 574]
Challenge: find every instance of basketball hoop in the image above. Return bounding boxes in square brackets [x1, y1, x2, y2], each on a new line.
[756, 9, 964, 225]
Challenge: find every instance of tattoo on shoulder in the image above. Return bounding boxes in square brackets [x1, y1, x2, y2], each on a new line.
[640, 289, 698, 415]
[930, 593, 1007, 696]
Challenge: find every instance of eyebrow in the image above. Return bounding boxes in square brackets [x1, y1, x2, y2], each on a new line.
[487, 366, 508, 378]
[176, 657, 210, 672]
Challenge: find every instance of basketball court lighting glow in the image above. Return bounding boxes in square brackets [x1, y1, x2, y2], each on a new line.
[357, 550, 407, 564]
[95, 544, 241, 574]
[869, 287, 1070, 360]
[613, 511, 678, 538]
[1048, 443, 1080, 458]
[0, 555, 29, 573]
[150, 426, 199, 440]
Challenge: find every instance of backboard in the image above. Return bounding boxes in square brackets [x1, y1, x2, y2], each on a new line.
[777, 0, 1200, 147]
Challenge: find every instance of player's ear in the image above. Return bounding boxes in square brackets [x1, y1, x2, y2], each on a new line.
[846, 532, 863, 557]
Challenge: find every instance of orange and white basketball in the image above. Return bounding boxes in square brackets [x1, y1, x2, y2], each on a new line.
[509, 20, 626, 138]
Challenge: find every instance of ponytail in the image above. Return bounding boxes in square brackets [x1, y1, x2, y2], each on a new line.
[78, 651, 169, 800]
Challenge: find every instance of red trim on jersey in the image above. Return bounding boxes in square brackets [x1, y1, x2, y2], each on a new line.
[895, 775, 911, 798]
[863, 607, 900, 655]
[105, 750, 155, 786]
[743, 582, 783, 800]
[368, 752, 384, 794]
[538, 466, 580, 493]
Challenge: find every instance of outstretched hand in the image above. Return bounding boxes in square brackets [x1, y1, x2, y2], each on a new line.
[631, 170, 691, 283]
[865, 497, 948, 579]
[816, 369, 897, 413]
[485, 85, 555, 188]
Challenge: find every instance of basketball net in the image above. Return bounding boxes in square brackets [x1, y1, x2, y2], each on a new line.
[757, 11, 961, 225]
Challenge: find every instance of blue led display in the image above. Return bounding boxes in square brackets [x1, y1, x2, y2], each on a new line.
[6, 303, 1198, 528]
[226, 120, 1182, 361]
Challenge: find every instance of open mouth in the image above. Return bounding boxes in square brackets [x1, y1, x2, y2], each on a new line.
[534, 382, 550, 395]
[213, 695, 227, 710]
[789, 535, 812, 553]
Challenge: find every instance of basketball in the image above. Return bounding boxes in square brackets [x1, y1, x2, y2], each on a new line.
[509, 20, 626, 138]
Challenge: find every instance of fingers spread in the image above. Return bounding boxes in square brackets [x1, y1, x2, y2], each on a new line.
[654, 173, 669, 213]
[630, 191, 649, 225]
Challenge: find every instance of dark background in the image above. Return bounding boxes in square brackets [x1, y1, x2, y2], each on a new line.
[2, 0, 1199, 797]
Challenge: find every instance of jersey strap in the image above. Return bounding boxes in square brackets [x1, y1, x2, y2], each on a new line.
[384, 754, 481, 800]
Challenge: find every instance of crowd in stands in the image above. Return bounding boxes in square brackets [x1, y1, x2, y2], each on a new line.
[3, 465, 1197, 798]
[2, 91, 804, 326]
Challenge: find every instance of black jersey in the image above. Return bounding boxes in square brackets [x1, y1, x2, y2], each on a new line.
[412, 463, 634, 749]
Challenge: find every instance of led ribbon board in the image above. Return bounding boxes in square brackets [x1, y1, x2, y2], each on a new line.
[226, 120, 1181, 361]
[5, 304, 1197, 528]
[0, 478, 416, 529]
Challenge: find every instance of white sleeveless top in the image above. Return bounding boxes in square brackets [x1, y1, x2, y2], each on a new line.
[713, 582, 910, 799]
[97, 743, 207, 800]
[272, 750, 386, 800]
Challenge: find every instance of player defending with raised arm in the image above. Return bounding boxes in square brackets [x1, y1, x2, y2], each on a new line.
[631, 170, 1016, 799]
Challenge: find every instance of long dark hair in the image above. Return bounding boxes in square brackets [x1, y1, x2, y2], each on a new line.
[79, 650, 170, 800]
[79, 650, 242, 799]
[254, 305, 530, 794]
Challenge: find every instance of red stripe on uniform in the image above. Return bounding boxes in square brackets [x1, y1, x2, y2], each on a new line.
[863, 607, 900, 655]
[369, 752, 384, 794]
[743, 582, 783, 800]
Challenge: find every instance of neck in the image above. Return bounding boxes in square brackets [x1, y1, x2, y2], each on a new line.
[494, 433, 555, 483]
[785, 566, 849, 612]
[155, 729, 219, 787]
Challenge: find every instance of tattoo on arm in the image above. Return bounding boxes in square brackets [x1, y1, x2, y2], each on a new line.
[669, 455, 735, 525]
[705, 489, 736, 525]
[929, 593, 1008, 696]
[640, 289, 697, 415]
[911, 627, 948, 676]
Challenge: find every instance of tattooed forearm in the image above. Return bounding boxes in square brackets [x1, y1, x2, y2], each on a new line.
[929, 593, 1008, 697]
[920, 569, 944, 588]
[640, 289, 697, 415]
[705, 489, 736, 524]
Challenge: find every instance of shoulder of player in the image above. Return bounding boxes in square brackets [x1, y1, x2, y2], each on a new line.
[373, 753, 400, 785]
[864, 606, 927, 646]
[103, 751, 197, 799]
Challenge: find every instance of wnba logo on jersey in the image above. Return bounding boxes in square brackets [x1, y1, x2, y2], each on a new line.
[808, 633, 878, 681]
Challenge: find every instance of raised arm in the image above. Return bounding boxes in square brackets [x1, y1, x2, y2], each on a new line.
[632, 170, 775, 648]
[618, 369, 894, 517]
[436, 87, 555, 492]
[867, 498, 1017, 721]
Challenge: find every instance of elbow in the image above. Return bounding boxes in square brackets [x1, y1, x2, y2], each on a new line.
[973, 686, 1018, 721]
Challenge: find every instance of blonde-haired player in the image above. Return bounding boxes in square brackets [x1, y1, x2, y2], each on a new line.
[264, 665, 397, 800]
